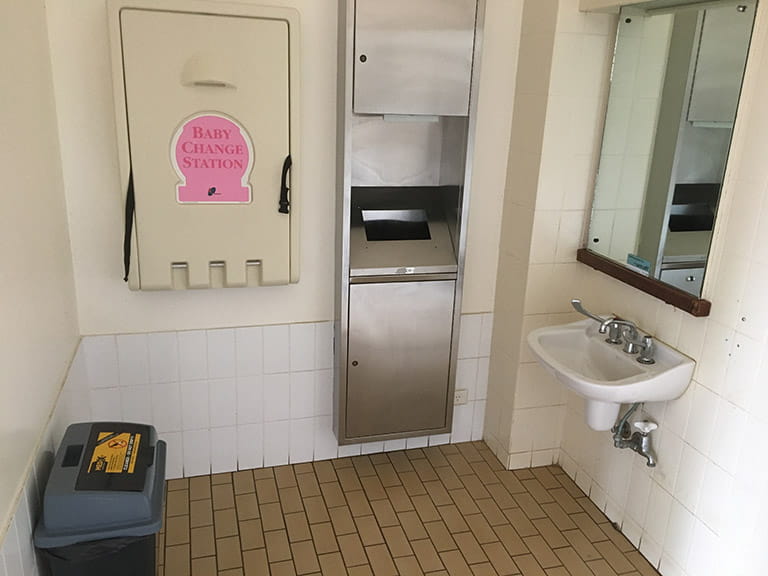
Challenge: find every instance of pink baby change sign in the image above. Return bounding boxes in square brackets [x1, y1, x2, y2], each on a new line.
[171, 113, 254, 203]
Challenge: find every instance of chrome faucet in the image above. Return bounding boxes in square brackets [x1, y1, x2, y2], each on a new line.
[612, 403, 657, 467]
[571, 299, 655, 364]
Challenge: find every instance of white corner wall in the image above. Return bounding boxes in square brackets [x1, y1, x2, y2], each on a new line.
[0, 0, 79, 553]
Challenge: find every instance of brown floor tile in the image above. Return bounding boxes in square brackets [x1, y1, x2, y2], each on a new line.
[355, 515, 384, 546]
[320, 481, 347, 508]
[278, 487, 304, 515]
[424, 521, 457, 552]
[242, 548, 268, 576]
[514, 554, 546, 576]
[215, 508, 239, 538]
[167, 490, 190, 517]
[393, 555, 425, 576]
[191, 525, 216, 558]
[370, 499, 399, 528]
[240, 519, 265, 551]
[255, 478, 280, 504]
[166, 515, 191, 546]
[212, 483, 236, 510]
[338, 533, 369, 567]
[384, 486, 413, 513]
[166, 544, 191, 576]
[329, 506, 357, 536]
[233, 470, 256, 495]
[304, 496, 330, 524]
[168, 478, 189, 491]
[191, 555, 217, 576]
[311, 522, 339, 554]
[318, 552, 347, 575]
[291, 540, 320, 575]
[411, 538, 444, 573]
[261, 502, 286, 531]
[438, 505, 470, 534]
[481, 542, 518, 576]
[285, 511, 312, 542]
[440, 549, 473, 575]
[297, 471, 322, 498]
[264, 530, 292, 563]
[313, 460, 337, 483]
[191, 499, 214, 528]
[158, 447, 658, 576]
[366, 543, 397, 576]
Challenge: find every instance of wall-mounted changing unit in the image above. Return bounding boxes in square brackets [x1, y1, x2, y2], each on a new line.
[108, 1, 300, 290]
[335, 0, 484, 444]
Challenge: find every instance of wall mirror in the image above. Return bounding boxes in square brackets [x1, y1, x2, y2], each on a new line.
[578, 0, 757, 316]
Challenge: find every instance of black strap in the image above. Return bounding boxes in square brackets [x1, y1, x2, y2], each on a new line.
[279, 155, 292, 214]
[123, 171, 135, 282]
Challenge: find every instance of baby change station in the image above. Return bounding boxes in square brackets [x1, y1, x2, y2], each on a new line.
[108, 1, 300, 290]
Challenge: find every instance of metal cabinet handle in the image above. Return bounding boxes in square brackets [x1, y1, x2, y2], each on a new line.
[278, 155, 292, 214]
[686, 275, 696, 282]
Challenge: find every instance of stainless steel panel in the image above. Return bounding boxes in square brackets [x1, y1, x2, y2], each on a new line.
[346, 280, 455, 438]
[353, 0, 477, 116]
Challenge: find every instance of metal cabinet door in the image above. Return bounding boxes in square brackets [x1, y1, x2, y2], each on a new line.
[346, 280, 455, 438]
[353, 0, 477, 116]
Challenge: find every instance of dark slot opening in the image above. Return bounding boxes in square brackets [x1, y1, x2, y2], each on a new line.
[362, 209, 431, 241]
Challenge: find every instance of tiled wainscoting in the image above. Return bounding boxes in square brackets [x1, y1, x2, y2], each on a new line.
[0, 314, 491, 576]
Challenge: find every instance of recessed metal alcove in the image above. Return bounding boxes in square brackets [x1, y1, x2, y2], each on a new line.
[334, 0, 485, 444]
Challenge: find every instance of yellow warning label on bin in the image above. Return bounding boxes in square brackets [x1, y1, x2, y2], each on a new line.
[87, 432, 142, 475]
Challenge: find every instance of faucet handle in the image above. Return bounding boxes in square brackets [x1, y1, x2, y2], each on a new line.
[633, 420, 658, 435]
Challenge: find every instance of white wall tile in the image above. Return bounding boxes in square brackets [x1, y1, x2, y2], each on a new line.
[429, 434, 450, 446]
[643, 482, 672, 544]
[183, 429, 210, 477]
[238, 423, 264, 470]
[314, 416, 338, 461]
[83, 335, 119, 388]
[181, 380, 209, 431]
[476, 358, 490, 400]
[664, 500, 695, 568]
[472, 401, 486, 441]
[263, 421, 290, 467]
[210, 427, 238, 473]
[120, 385, 152, 424]
[207, 329, 235, 379]
[674, 444, 707, 513]
[708, 400, 746, 475]
[90, 388, 121, 421]
[338, 443, 361, 458]
[148, 332, 178, 384]
[235, 326, 263, 376]
[315, 322, 334, 371]
[263, 325, 290, 374]
[209, 378, 237, 428]
[237, 375, 264, 425]
[696, 462, 732, 535]
[455, 359, 478, 400]
[117, 333, 149, 387]
[479, 314, 494, 357]
[314, 369, 333, 417]
[451, 403, 473, 443]
[458, 314, 483, 359]
[405, 436, 429, 449]
[684, 384, 719, 455]
[161, 431, 184, 479]
[152, 382, 182, 433]
[383, 439, 406, 452]
[290, 323, 316, 372]
[290, 371, 315, 419]
[263, 373, 290, 422]
[361, 442, 384, 455]
[290, 418, 315, 463]
[178, 330, 207, 381]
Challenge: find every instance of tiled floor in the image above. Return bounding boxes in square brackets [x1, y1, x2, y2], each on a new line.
[157, 441, 659, 576]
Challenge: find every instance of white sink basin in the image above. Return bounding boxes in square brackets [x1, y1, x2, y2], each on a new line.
[527, 319, 695, 430]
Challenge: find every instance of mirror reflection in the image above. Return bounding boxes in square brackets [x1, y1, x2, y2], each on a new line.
[587, 0, 756, 296]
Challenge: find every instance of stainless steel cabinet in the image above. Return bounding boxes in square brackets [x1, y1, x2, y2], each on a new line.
[353, 0, 477, 116]
[346, 280, 455, 438]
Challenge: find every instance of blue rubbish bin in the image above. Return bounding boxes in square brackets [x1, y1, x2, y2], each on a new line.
[34, 422, 166, 576]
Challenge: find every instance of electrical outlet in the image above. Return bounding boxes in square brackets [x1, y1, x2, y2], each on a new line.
[454, 389, 468, 405]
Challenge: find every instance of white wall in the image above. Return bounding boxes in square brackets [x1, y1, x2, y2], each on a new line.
[0, 0, 80, 545]
[45, 0, 515, 335]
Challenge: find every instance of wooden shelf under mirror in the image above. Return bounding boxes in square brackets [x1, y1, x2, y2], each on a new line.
[577, 249, 711, 317]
